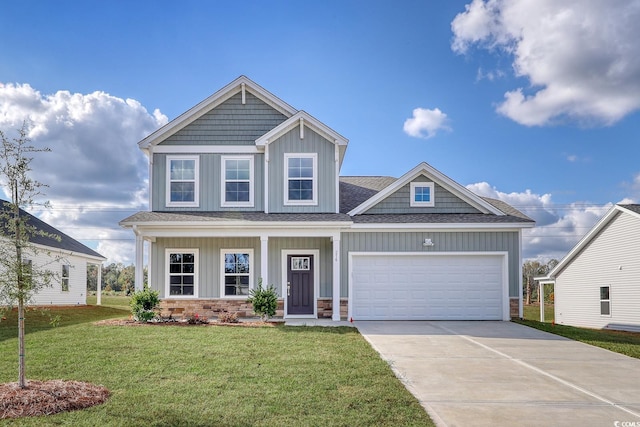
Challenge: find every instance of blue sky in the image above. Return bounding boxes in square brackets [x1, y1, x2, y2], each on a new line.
[1, 0, 639, 264]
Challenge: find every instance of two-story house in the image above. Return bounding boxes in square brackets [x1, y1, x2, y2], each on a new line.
[120, 76, 534, 321]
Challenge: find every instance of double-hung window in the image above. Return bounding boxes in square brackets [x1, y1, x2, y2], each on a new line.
[221, 156, 253, 207]
[167, 156, 199, 207]
[221, 249, 253, 297]
[600, 285, 611, 316]
[166, 249, 198, 297]
[410, 182, 435, 207]
[61, 265, 70, 292]
[285, 153, 317, 205]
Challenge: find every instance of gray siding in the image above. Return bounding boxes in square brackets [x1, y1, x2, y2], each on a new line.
[160, 92, 288, 146]
[151, 237, 261, 298]
[267, 237, 333, 297]
[268, 127, 337, 213]
[365, 176, 482, 214]
[152, 153, 264, 211]
[555, 212, 640, 331]
[340, 231, 520, 297]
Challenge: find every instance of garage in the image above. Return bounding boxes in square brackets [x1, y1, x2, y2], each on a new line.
[349, 253, 508, 321]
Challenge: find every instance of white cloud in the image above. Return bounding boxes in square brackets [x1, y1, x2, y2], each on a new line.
[468, 182, 613, 261]
[451, 0, 640, 126]
[0, 83, 167, 265]
[403, 107, 451, 139]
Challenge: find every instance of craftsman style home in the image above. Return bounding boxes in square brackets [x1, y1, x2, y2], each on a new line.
[120, 76, 534, 321]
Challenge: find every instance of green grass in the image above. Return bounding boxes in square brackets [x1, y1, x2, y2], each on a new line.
[0, 306, 433, 426]
[86, 293, 131, 309]
[514, 319, 640, 359]
[522, 303, 554, 323]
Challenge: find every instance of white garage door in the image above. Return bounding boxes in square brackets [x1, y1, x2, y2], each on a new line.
[351, 253, 506, 320]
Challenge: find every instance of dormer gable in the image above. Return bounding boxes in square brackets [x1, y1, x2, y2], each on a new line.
[348, 162, 504, 216]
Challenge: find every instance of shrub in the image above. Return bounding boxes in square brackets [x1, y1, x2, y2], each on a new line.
[130, 288, 160, 322]
[218, 311, 239, 323]
[247, 280, 278, 321]
[186, 313, 208, 324]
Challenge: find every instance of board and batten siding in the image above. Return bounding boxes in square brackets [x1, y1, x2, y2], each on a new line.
[365, 176, 482, 214]
[28, 252, 89, 306]
[151, 237, 261, 299]
[268, 127, 337, 213]
[152, 153, 264, 211]
[555, 211, 640, 331]
[159, 92, 288, 146]
[340, 231, 520, 298]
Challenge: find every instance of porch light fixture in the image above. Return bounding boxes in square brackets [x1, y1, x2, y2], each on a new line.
[423, 238, 434, 247]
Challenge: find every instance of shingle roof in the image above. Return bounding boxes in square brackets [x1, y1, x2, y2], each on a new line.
[351, 213, 533, 224]
[339, 176, 397, 214]
[0, 201, 105, 259]
[120, 211, 352, 224]
[619, 204, 640, 214]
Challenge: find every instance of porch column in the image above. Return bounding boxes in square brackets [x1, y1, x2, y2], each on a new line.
[260, 236, 269, 287]
[331, 236, 341, 321]
[96, 262, 103, 305]
[135, 234, 144, 291]
[539, 281, 545, 322]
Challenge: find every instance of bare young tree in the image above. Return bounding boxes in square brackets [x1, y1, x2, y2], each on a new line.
[0, 121, 60, 388]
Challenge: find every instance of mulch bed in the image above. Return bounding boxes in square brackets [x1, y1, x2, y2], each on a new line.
[0, 380, 109, 419]
[93, 318, 279, 327]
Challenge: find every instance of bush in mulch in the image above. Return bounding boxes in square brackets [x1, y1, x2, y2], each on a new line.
[0, 380, 109, 419]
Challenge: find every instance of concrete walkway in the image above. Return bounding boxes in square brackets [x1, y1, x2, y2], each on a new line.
[355, 321, 640, 427]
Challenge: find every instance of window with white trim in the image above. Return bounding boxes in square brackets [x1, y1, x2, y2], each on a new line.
[61, 264, 70, 292]
[221, 249, 253, 297]
[600, 285, 610, 316]
[285, 153, 317, 205]
[410, 182, 435, 207]
[166, 250, 198, 297]
[221, 156, 253, 207]
[166, 156, 199, 207]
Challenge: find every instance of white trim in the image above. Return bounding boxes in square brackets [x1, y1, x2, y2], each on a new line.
[255, 110, 348, 148]
[220, 249, 254, 299]
[347, 251, 510, 321]
[282, 249, 319, 319]
[348, 162, 504, 216]
[600, 285, 611, 317]
[139, 76, 297, 150]
[348, 223, 534, 231]
[334, 145, 340, 214]
[284, 153, 318, 206]
[153, 145, 261, 154]
[165, 248, 199, 298]
[165, 155, 199, 208]
[221, 155, 254, 207]
[410, 182, 435, 207]
[331, 236, 341, 321]
[264, 145, 270, 213]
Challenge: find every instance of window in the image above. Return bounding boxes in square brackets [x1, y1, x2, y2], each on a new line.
[166, 156, 199, 207]
[221, 250, 253, 297]
[285, 153, 317, 205]
[221, 156, 253, 207]
[166, 250, 198, 297]
[600, 286, 611, 316]
[61, 265, 70, 292]
[410, 182, 435, 207]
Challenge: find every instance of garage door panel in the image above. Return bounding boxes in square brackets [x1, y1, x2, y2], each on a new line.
[351, 254, 505, 321]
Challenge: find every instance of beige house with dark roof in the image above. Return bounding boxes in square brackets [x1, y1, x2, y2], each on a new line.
[120, 76, 534, 321]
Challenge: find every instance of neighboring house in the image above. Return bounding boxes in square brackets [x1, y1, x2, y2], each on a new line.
[544, 204, 640, 332]
[120, 76, 534, 321]
[0, 201, 105, 305]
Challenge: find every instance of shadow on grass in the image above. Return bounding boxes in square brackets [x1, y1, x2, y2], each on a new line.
[0, 305, 129, 343]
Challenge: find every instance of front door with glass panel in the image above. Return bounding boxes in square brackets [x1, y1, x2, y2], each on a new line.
[287, 255, 314, 315]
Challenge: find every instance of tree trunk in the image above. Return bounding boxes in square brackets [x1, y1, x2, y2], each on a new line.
[526, 277, 532, 305]
[18, 299, 25, 388]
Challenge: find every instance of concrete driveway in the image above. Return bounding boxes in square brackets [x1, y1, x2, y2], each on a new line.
[355, 321, 640, 427]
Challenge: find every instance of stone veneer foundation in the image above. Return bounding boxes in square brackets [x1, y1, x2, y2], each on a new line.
[510, 298, 519, 319]
[160, 298, 348, 320]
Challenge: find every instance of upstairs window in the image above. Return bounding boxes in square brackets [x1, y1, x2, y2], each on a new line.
[167, 156, 199, 207]
[285, 153, 317, 205]
[61, 264, 70, 292]
[600, 285, 610, 316]
[410, 182, 435, 207]
[222, 156, 253, 207]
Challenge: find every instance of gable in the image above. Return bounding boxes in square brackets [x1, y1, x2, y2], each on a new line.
[160, 91, 288, 146]
[362, 175, 483, 214]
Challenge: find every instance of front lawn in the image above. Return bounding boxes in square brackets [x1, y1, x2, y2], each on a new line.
[514, 319, 640, 359]
[522, 303, 554, 323]
[86, 293, 131, 309]
[0, 306, 433, 426]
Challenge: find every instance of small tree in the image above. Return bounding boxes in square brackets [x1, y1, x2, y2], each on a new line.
[248, 279, 278, 321]
[0, 121, 59, 388]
